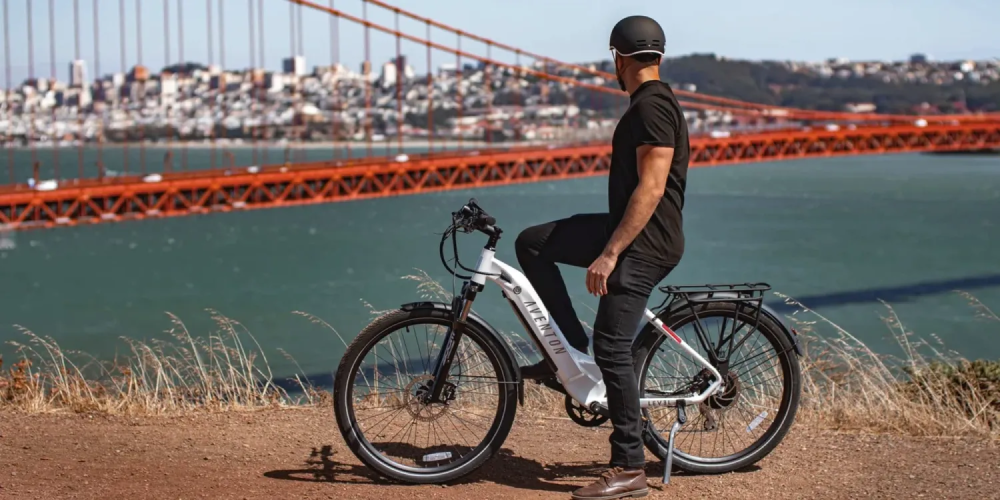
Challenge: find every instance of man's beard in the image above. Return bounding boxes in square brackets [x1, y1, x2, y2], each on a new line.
[614, 62, 626, 91]
[615, 64, 626, 91]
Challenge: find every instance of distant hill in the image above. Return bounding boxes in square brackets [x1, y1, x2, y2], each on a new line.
[161, 62, 209, 75]
[658, 54, 1000, 114]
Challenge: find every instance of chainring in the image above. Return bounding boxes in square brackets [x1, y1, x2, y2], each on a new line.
[565, 395, 610, 427]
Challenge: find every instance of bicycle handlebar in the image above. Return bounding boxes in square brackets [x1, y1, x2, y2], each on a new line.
[452, 198, 497, 233]
[440, 198, 503, 280]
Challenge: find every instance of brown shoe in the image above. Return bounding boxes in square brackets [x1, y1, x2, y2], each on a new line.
[571, 467, 649, 500]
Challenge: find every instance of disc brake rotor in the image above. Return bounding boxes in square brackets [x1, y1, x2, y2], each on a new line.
[404, 375, 453, 422]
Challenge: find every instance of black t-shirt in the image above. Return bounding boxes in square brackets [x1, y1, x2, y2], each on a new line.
[607, 80, 689, 267]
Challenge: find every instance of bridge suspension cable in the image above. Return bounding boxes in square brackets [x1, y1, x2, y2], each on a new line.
[2, 0, 999, 231]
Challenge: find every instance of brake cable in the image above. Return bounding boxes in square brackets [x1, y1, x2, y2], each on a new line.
[438, 210, 502, 280]
[439, 223, 472, 280]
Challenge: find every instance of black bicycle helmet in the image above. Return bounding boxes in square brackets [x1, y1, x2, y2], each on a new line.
[609, 15, 665, 57]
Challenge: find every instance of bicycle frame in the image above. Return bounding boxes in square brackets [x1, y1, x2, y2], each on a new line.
[467, 246, 723, 411]
[342, 201, 794, 487]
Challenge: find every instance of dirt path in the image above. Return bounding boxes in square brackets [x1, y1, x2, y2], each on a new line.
[1, 408, 997, 499]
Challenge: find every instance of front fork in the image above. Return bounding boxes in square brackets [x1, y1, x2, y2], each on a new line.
[422, 281, 480, 404]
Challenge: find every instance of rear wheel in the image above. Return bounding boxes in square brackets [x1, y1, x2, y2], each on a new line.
[333, 306, 519, 484]
[634, 301, 801, 474]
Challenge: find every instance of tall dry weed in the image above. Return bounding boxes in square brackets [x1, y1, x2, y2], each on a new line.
[2, 272, 997, 439]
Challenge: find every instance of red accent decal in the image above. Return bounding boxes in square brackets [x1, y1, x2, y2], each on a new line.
[663, 326, 683, 344]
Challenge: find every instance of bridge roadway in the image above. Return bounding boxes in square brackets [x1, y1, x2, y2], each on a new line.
[2, 122, 999, 231]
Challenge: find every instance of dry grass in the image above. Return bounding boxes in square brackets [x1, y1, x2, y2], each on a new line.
[782, 290, 999, 437]
[2, 272, 998, 440]
[0, 309, 315, 415]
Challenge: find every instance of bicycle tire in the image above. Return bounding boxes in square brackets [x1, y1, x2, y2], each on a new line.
[634, 301, 801, 474]
[333, 306, 519, 484]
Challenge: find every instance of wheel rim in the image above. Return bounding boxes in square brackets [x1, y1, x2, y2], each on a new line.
[641, 309, 795, 464]
[344, 317, 510, 475]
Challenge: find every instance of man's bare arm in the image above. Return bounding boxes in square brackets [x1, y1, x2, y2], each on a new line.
[601, 145, 674, 258]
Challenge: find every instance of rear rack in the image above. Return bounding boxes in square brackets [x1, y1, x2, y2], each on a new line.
[658, 282, 771, 299]
[653, 282, 770, 323]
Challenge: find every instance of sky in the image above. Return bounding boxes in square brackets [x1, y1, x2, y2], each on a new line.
[1, 0, 998, 87]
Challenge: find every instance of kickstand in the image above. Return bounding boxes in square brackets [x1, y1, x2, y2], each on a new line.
[662, 400, 687, 485]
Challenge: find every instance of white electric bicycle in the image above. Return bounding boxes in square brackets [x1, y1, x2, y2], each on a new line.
[333, 199, 802, 485]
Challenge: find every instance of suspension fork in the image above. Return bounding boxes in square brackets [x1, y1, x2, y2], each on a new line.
[423, 281, 481, 403]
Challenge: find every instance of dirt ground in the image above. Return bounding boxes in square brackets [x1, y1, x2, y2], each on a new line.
[1, 407, 997, 499]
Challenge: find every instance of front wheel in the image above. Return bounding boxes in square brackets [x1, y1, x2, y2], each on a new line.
[634, 301, 801, 474]
[333, 306, 519, 484]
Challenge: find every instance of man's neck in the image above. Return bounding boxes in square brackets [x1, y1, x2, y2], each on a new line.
[625, 67, 661, 95]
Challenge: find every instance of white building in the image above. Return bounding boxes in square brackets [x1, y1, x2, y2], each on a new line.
[70, 60, 88, 87]
[265, 72, 285, 93]
[283, 56, 306, 76]
[380, 62, 397, 89]
[160, 75, 178, 105]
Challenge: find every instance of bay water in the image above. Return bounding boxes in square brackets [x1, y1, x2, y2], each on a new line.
[2, 148, 999, 382]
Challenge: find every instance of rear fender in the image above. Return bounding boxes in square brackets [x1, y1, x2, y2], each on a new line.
[659, 293, 803, 357]
[400, 301, 525, 405]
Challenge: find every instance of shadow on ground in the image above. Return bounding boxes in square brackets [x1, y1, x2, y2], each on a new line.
[264, 443, 762, 493]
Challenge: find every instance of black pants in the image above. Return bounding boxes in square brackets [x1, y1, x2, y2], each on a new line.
[515, 213, 674, 468]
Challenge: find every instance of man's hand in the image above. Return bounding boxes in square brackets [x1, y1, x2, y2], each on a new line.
[586, 251, 618, 296]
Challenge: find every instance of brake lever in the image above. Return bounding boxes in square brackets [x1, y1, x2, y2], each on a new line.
[450, 213, 474, 233]
[453, 199, 495, 233]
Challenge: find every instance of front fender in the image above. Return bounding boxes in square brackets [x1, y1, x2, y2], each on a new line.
[400, 301, 526, 405]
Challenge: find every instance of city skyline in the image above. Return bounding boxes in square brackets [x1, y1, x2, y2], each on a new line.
[1, 0, 997, 88]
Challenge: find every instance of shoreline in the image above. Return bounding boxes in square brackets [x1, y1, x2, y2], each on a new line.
[2, 139, 561, 151]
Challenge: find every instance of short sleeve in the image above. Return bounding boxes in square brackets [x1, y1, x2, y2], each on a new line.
[631, 98, 677, 148]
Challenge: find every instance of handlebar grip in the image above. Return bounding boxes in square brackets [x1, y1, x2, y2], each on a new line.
[482, 215, 496, 226]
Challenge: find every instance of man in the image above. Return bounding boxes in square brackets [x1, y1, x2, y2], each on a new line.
[513, 15, 690, 500]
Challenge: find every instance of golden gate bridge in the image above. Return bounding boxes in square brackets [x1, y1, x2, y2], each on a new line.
[2, 0, 999, 231]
